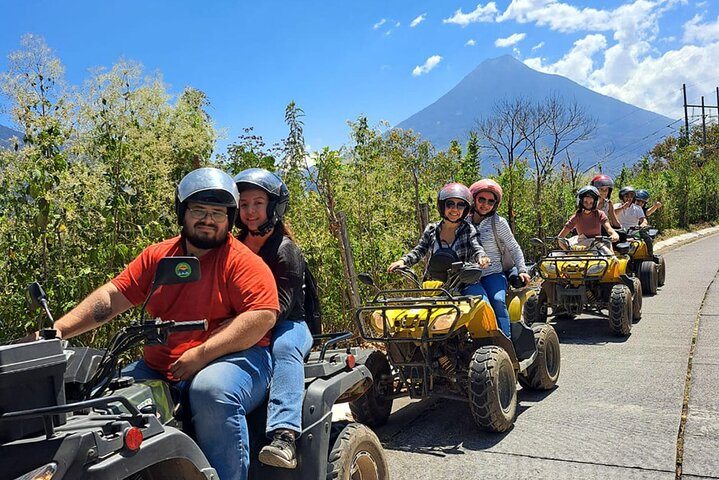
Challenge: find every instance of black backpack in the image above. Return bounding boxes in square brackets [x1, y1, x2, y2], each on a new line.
[303, 265, 322, 335]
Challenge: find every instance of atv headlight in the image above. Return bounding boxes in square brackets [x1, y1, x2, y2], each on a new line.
[370, 311, 385, 333]
[542, 263, 557, 275]
[15, 463, 58, 480]
[430, 312, 457, 331]
[587, 263, 606, 276]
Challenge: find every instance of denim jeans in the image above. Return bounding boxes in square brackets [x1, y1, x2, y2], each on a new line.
[266, 319, 313, 436]
[462, 272, 511, 338]
[123, 346, 272, 480]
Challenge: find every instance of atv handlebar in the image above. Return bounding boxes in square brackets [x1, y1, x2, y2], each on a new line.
[164, 319, 208, 333]
[86, 318, 207, 400]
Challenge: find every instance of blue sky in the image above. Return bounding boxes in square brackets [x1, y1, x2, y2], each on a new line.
[2, 1, 718, 156]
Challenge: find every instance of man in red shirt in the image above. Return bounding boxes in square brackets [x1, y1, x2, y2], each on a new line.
[52, 167, 279, 480]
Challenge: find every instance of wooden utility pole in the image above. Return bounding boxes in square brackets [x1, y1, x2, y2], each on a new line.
[337, 212, 361, 312]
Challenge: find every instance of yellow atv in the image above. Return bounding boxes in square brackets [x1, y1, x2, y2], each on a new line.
[350, 256, 561, 433]
[618, 226, 666, 295]
[523, 236, 641, 336]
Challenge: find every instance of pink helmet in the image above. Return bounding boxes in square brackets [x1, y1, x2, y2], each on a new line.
[469, 179, 503, 212]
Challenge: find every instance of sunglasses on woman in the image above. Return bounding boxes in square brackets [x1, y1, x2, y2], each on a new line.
[476, 196, 496, 206]
[445, 200, 468, 209]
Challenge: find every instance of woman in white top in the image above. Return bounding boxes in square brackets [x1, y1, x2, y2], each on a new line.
[615, 186, 648, 229]
[467, 179, 530, 338]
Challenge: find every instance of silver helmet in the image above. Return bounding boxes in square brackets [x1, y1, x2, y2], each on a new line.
[175, 168, 239, 225]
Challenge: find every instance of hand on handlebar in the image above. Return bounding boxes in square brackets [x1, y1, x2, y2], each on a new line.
[519, 272, 532, 286]
[478, 256, 491, 269]
[388, 259, 406, 272]
[610, 232, 619, 242]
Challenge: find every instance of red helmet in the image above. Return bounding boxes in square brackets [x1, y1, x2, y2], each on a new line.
[590, 174, 614, 198]
[469, 179, 503, 212]
[437, 183, 472, 222]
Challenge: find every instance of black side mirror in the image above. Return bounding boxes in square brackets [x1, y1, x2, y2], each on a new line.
[450, 261, 464, 273]
[140, 257, 201, 319]
[459, 266, 482, 284]
[153, 256, 201, 286]
[358, 272, 375, 287]
[28, 282, 48, 312]
[27, 281, 56, 336]
[530, 237, 545, 247]
[615, 242, 631, 255]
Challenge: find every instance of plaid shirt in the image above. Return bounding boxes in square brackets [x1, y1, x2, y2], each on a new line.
[402, 220, 485, 267]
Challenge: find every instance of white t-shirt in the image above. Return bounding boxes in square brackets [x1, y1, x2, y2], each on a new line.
[614, 203, 646, 229]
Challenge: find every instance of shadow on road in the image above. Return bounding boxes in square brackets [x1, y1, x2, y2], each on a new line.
[550, 316, 632, 345]
[377, 388, 558, 457]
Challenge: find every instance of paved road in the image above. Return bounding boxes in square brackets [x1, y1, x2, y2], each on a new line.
[374, 233, 719, 480]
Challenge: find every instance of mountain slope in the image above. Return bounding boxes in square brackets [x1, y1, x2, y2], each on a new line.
[395, 55, 673, 174]
[0, 125, 22, 149]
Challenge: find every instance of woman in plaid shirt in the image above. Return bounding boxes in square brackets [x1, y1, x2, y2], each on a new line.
[388, 183, 490, 276]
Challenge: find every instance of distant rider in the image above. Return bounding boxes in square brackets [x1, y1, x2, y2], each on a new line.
[558, 186, 619, 255]
[388, 182, 490, 276]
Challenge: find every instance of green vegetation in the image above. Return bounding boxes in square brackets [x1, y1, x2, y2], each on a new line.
[1, 35, 717, 343]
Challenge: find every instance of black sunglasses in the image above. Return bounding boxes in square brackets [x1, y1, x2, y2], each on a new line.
[476, 196, 496, 206]
[445, 200, 468, 209]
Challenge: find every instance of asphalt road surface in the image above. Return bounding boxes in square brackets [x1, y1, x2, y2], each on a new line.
[375, 232, 719, 480]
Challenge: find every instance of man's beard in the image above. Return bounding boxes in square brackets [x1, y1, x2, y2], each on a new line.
[183, 223, 228, 249]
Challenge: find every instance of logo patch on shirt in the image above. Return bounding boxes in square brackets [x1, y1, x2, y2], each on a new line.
[175, 262, 192, 278]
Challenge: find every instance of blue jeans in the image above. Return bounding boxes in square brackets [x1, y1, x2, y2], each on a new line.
[266, 319, 313, 436]
[462, 273, 511, 338]
[123, 346, 272, 480]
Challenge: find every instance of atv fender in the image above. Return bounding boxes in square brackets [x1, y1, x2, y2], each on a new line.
[619, 274, 635, 294]
[9, 425, 216, 480]
[269, 364, 372, 480]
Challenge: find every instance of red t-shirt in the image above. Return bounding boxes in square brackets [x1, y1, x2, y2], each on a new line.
[112, 234, 279, 378]
[564, 210, 608, 238]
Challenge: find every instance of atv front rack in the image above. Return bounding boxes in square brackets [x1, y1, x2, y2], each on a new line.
[0, 395, 157, 440]
[355, 288, 480, 344]
[537, 252, 610, 284]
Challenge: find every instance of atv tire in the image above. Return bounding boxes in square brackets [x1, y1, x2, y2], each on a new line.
[657, 255, 666, 286]
[327, 423, 388, 480]
[608, 284, 633, 336]
[638, 260, 658, 295]
[523, 291, 547, 325]
[632, 277, 643, 321]
[349, 351, 393, 427]
[518, 324, 561, 390]
[468, 346, 517, 432]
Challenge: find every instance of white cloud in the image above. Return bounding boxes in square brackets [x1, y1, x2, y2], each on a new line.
[525, 34, 607, 84]
[532, 41, 545, 50]
[596, 43, 719, 118]
[495, 32, 526, 47]
[501, 0, 716, 120]
[373, 18, 386, 29]
[683, 14, 719, 44]
[443, 2, 499, 26]
[410, 13, 427, 27]
[497, 1, 613, 33]
[465, 39, 477, 46]
[412, 55, 443, 76]
[395, 21, 401, 27]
